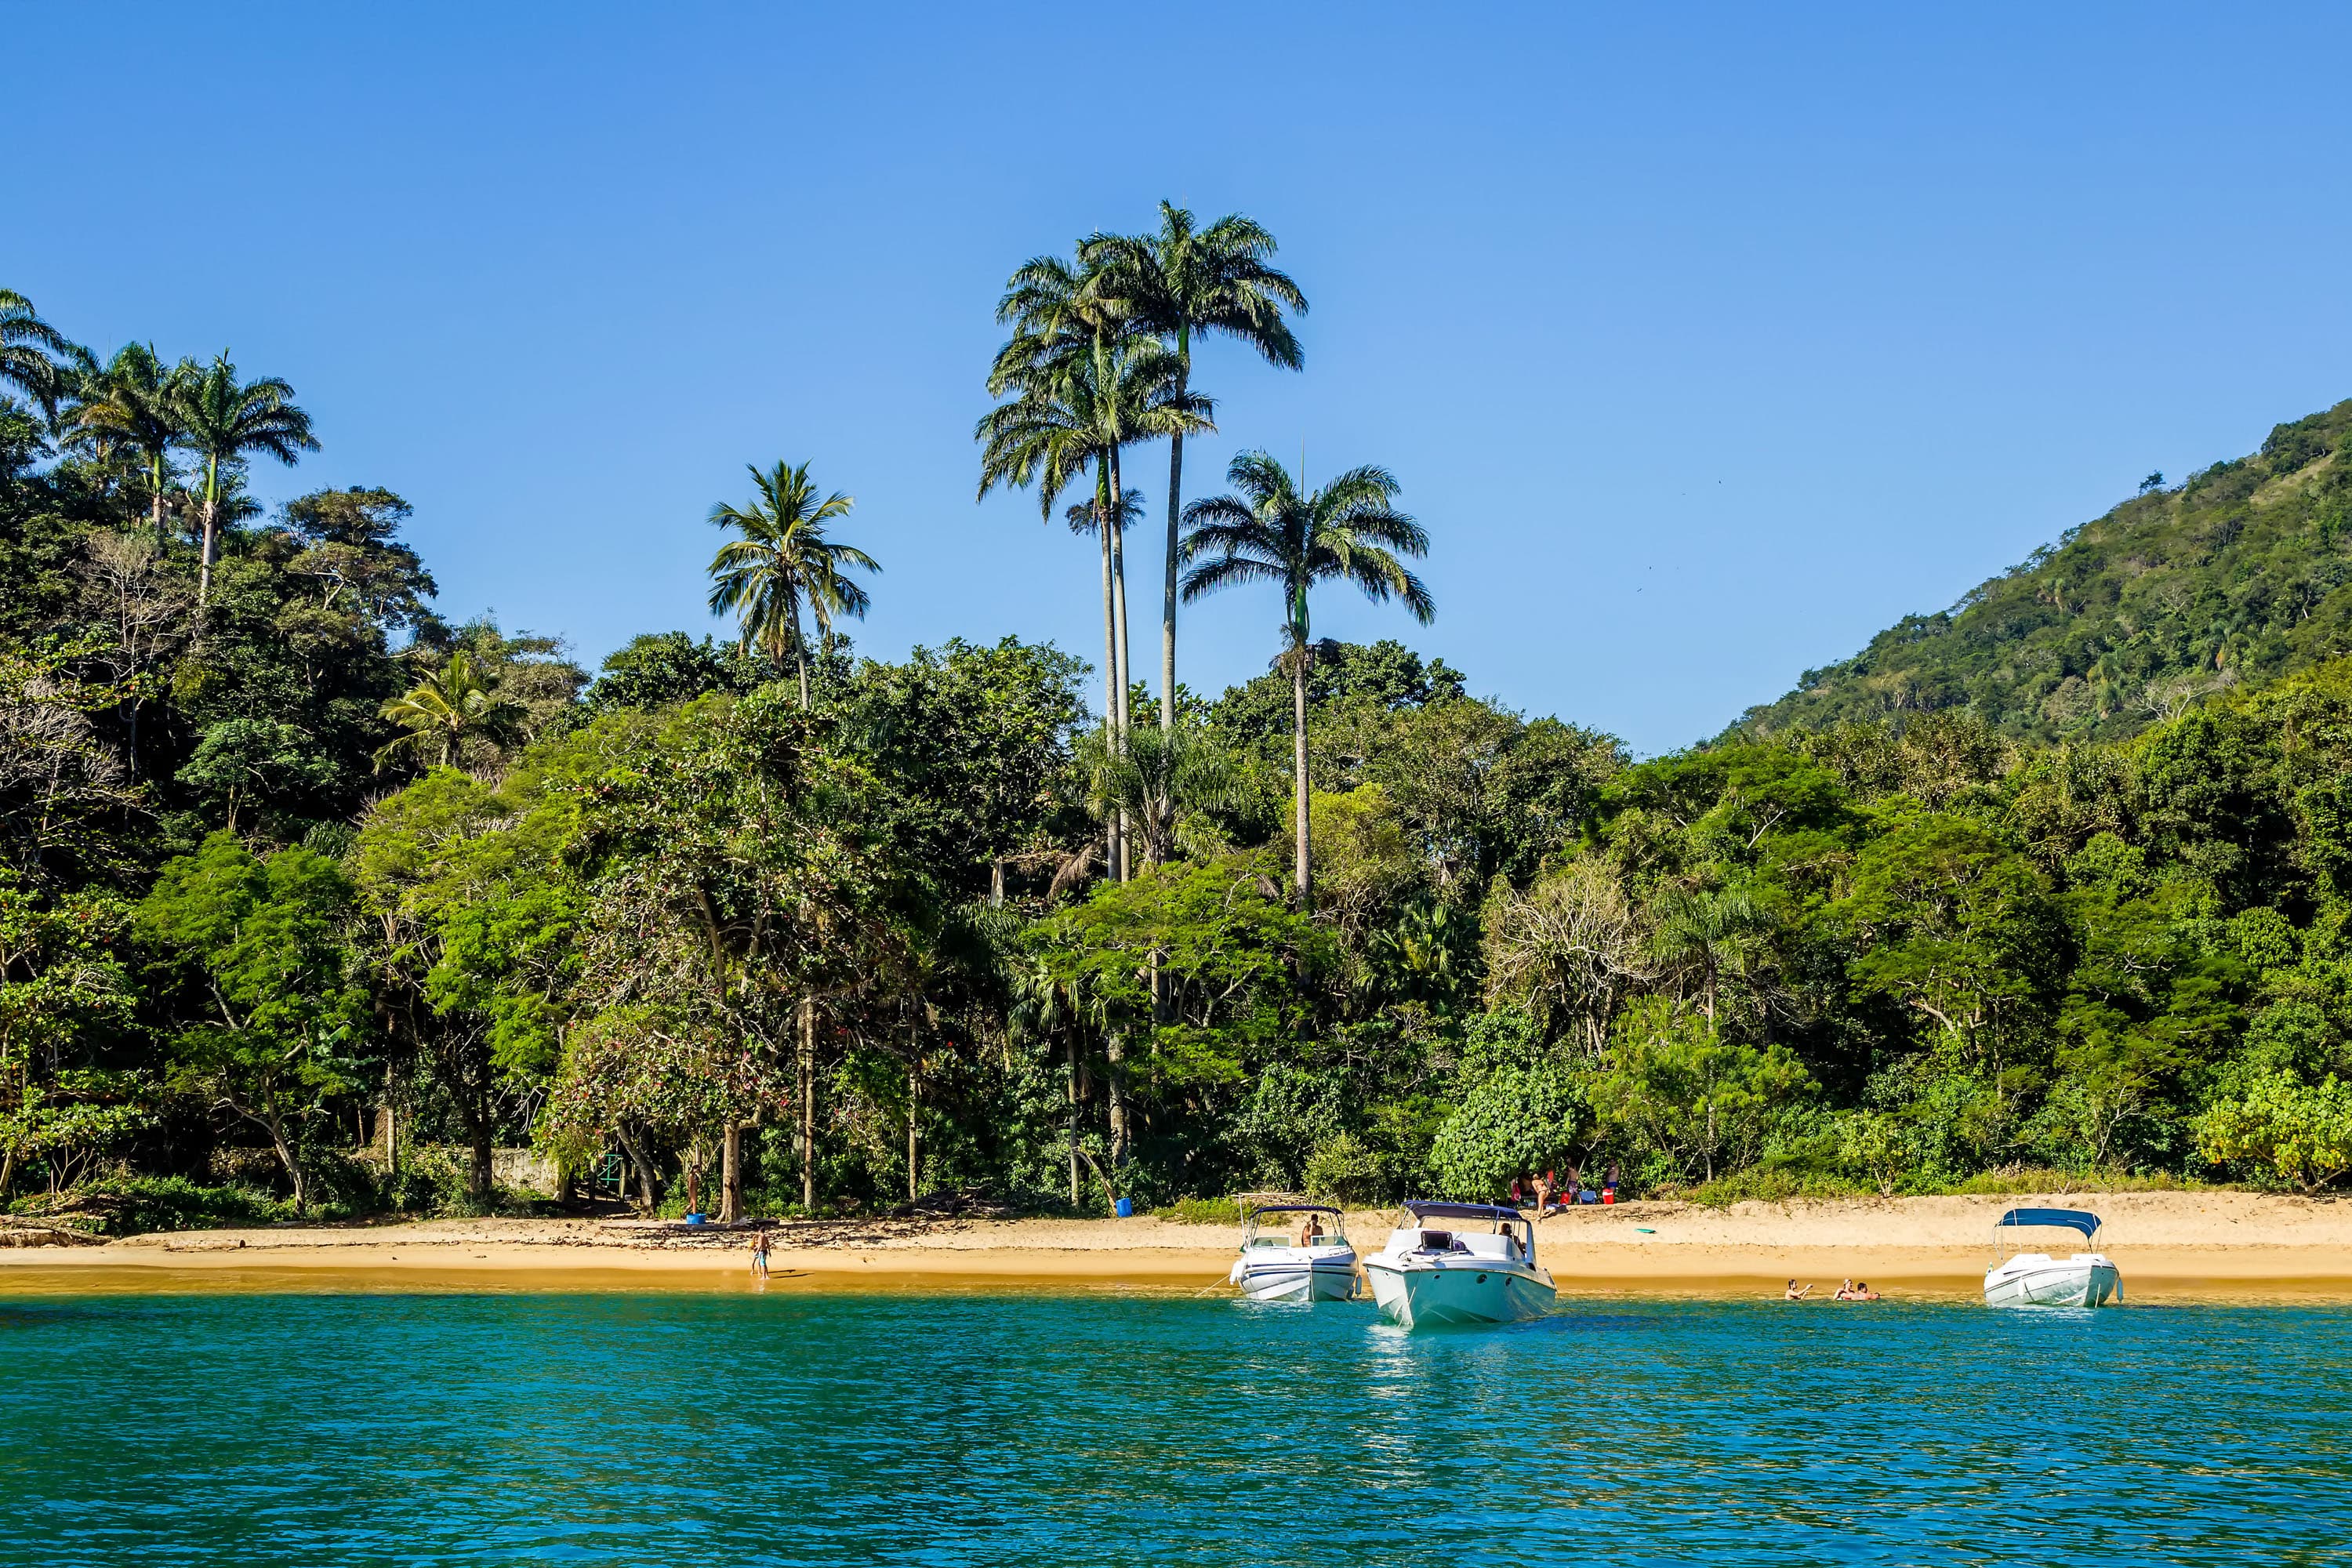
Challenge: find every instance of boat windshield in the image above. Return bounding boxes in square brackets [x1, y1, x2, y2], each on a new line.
[1243, 1205, 1348, 1248]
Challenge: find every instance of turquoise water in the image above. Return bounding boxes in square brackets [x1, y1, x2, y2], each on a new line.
[3, 1287, 2348, 1566]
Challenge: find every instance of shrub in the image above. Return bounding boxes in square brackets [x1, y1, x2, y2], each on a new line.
[1303, 1131, 1385, 1205]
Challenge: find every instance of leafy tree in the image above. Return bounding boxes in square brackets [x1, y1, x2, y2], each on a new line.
[1483, 858, 1646, 1054]
[177, 717, 339, 830]
[1590, 998, 1813, 1185]
[135, 833, 368, 1211]
[0, 875, 140, 1198]
[2196, 1072, 2352, 1192]
[1428, 1060, 1587, 1200]
[1181, 452, 1435, 905]
[279, 488, 437, 631]
[0, 639, 136, 882]
[579, 632, 767, 715]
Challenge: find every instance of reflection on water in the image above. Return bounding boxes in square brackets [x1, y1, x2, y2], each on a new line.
[2, 1289, 2348, 1565]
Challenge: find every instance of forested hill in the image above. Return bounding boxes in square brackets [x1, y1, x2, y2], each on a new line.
[1735, 398, 2352, 743]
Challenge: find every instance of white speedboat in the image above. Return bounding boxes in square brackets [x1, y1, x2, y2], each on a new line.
[1228, 1202, 1359, 1302]
[1984, 1207, 2122, 1308]
[1364, 1201, 1555, 1328]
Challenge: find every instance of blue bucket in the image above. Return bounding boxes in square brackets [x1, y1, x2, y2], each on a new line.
[1113, 1198, 1133, 1218]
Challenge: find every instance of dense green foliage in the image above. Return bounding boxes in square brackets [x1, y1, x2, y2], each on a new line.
[6, 272, 2352, 1232]
[1741, 399, 2352, 742]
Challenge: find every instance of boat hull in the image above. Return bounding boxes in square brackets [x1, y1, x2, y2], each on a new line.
[1231, 1249, 1359, 1302]
[1365, 1258, 1555, 1327]
[1984, 1256, 2122, 1308]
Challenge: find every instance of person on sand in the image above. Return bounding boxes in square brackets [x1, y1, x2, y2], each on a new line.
[1784, 1279, 1813, 1301]
[1532, 1171, 1553, 1217]
[749, 1229, 771, 1279]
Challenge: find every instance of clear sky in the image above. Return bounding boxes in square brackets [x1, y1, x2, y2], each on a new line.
[11, 5, 2352, 754]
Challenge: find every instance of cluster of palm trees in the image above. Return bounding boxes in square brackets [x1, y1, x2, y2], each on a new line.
[972, 204, 1435, 901]
[1, 288, 318, 606]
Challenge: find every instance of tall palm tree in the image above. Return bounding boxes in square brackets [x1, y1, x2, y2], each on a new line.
[0, 289, 72, 416]
[1087, 205, 1306, 734]
[171, 354, 318, 605]
[978, 330, 1206, 877]
[69, 344, 191, 549]
[372, 650, 525, 771]
[706, 459, 880, 709]
[1181, 452, 1434, 906]
[986, 252, 1217, 717]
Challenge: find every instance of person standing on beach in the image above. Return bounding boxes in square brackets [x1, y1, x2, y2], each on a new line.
[750, 1229, 771, 1279]
[1532, 1171, 1553, 1217]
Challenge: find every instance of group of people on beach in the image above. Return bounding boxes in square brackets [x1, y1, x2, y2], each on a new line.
[1507, 1165, 1622, 1214]
[1784, 1278, 1881, 1301]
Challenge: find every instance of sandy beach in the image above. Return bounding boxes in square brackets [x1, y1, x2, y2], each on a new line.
[7, 1190, 2352, 1298]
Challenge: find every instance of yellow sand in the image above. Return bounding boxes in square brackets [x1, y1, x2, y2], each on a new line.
[6, 1191, 2352, 1298]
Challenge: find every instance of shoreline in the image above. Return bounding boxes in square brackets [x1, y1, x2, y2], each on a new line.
[8, 1191, 2352, 1298]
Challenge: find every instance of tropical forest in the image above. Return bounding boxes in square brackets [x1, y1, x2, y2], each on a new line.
[7, 209, 2352, 1235]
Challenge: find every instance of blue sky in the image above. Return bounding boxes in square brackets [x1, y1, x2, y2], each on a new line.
[10, 5, 2352, 754]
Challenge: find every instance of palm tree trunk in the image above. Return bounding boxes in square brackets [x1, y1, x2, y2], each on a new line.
[1161, 360, 1185, 735]
[1095, 495, 1124, 881]
[197, 458, 219, 607]
[1292, 645, 1312, 907]
[150, 459, 168, 553]
[798, 997, 816, 1210]
[1109, 451, 1134, 884]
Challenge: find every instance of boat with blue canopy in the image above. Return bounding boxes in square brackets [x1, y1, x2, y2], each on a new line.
[1983, 1207, 2122, 1308]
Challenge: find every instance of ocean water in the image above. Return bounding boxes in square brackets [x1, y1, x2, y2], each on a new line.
[2, 1283, 2347, 1566]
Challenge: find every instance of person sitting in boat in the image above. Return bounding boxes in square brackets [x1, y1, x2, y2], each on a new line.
[1784, 1279, 1813, 1301]
[1297, 1214, 1325, 1247]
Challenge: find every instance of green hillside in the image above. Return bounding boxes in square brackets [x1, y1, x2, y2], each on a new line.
[1737, 398, 2352, 742]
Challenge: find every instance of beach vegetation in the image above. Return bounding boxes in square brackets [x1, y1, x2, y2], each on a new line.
[5, 256, 2352, 1226]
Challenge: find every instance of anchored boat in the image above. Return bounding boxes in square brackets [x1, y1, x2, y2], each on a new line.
[1228, 1202, 1359, 1302]
[1983, 1207, 2122, 1308]
[1364, 1201, 1555, 1328]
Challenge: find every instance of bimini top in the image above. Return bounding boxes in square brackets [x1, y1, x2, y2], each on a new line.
[1404, 1200, 1526, 1224]
[1995, 1207, 2102, 1239]
[1246, 1203, 1342, 1217]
